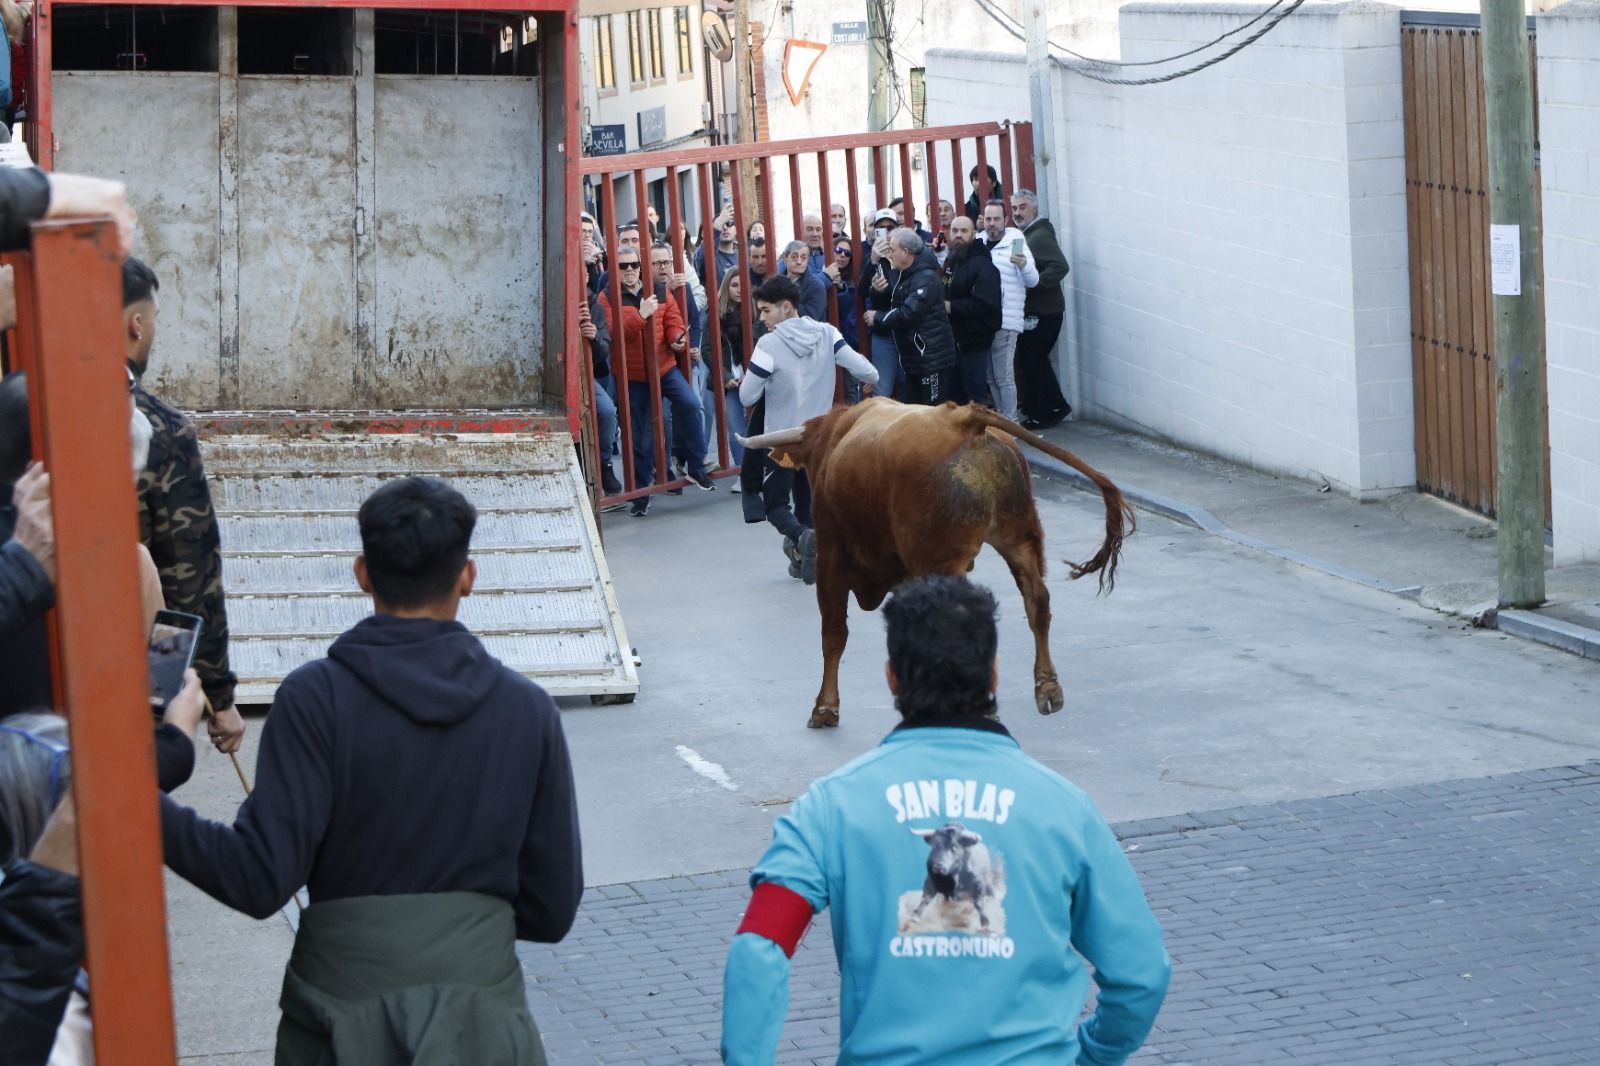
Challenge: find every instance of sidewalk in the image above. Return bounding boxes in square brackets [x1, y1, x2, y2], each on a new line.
[1026, 419, 1600, 661]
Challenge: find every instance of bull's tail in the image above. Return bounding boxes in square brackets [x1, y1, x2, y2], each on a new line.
[963, 406, 1136, 593]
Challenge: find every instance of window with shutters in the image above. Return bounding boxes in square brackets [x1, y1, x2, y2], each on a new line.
[594, 15, 616, 91]
[674, 7, 694, 78]
[627, 10, 644, 85]
[646, 8, 664, 82]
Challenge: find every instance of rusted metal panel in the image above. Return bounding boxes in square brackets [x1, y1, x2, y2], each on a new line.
[51, 72, 224, 409]
[372, 77, 543, 408]
[237, 77, 360, 408]
[205, 432, 638, 701]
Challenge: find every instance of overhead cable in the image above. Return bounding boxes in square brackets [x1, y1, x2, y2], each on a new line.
[970, 0, 1311, 86]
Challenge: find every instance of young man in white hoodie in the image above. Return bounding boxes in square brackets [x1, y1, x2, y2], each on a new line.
[739, 276, 879, 584]
[978, 200, 1039, 422]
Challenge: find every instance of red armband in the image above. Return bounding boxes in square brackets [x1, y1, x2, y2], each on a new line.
[736, 882, 814, 958]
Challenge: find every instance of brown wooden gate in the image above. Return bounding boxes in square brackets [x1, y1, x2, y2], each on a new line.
[1400, 15, 1548, 519]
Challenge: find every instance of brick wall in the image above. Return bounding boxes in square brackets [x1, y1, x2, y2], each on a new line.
[928, 3, 1415, 496]
[1538, 2, 1600, 564]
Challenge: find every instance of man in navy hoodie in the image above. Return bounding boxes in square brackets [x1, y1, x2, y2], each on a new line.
[160, 477, 582, 1064]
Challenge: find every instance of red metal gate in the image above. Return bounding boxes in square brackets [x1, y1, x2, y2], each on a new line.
[572, 121, 1035, 509]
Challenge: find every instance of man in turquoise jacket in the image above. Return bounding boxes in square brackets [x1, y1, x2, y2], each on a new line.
[722, 576, 1170, 1065]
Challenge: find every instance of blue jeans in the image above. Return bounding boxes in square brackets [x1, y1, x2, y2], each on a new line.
[628, 369, 708, 487]
[671, 359, 713, 467]
[594, 375, 618, 465]
[870, 333, 903, 401]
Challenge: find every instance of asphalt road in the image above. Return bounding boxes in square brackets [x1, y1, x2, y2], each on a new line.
[166, 466, 1600, 1063]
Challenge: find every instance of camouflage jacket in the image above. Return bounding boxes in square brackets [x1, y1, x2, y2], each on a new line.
[135, 386, 237, 710]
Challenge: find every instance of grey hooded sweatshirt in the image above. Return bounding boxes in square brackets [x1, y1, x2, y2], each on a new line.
[739, 316, 879, 433]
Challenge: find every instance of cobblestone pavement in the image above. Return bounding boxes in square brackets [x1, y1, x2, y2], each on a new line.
[519, 761, 1600, 1065]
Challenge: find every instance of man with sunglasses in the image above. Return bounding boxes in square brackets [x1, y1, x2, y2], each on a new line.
[599, 252, 715, 517]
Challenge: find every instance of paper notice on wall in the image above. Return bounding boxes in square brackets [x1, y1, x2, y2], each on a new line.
[1490, 224, 1522, 297]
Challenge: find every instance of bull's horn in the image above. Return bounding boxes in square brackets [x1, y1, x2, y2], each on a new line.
[736, 426, 806, 451]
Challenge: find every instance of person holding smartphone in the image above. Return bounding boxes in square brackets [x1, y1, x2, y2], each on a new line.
[598, 250, 716, 517]
[976, 200, 1040, 422]
[863, 227, 960, 407]
[860, 209, 905, 399]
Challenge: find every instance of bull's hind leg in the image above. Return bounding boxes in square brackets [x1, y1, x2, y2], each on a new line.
[992, 532, 1064, 714]
[809, 549, 847, 728]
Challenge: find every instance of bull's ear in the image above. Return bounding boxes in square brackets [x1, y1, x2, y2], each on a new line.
[958, 830, 982, 845]
[910, 827, 935, 839]
[769, 445, 800, 469]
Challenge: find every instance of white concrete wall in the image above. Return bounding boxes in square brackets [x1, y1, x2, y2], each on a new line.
[579, 5, 707, 154]
[752, 0, 1114, 241]
[927, 2, 1416, 496]
[1538, 2, 1600, 564]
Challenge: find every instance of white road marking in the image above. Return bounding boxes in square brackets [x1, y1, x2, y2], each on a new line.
[675, 745, 738, 792]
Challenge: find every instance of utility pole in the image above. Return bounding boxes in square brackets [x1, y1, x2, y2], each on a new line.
[1023, 0, 1077, 411]
[734, 0, 759, 215]
[1023, 0, 1054, 213]
[1482, 3, 1545, 608]
[867, 0, 891, 198]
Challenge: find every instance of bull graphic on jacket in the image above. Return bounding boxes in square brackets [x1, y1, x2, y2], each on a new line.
[722, 720, 1171, 1066]
[908, 823, 999, 932]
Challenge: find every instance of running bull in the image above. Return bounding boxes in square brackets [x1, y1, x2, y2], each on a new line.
[739, 398, 1134, 729]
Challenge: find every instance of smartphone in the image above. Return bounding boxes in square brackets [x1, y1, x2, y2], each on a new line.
[1011, 237, 1025, 257]
[148, 609, 204, 711]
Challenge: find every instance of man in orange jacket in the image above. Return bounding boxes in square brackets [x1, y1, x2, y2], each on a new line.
[600, 249, 715, 517]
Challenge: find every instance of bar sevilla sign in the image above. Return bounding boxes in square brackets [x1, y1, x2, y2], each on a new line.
[782, 40, 828, 105]
[587, 124, 627, 156]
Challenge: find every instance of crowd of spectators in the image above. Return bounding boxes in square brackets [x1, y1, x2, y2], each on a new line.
[578, 174, 1074, 513]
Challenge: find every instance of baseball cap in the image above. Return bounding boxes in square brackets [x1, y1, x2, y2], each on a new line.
[872, 208, 899, 228]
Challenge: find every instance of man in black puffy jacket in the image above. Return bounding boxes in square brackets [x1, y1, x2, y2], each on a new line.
[940, 215, 1002, 407]
[865, 228, 959, 405]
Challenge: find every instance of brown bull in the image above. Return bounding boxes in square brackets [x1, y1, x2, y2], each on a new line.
[741, 398, 1134, 729]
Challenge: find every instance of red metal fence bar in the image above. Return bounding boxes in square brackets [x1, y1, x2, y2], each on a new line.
[998, 126, 1015, 223]
[696, 160, 730, 471]
[975, 136, 992, 213]
[924, 138, 942, 239]
[577, 121, 1032, 509]
[29, 219, 179, 1065]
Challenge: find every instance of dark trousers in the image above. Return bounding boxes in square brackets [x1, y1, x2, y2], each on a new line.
[905, 367, 955, 406]
[762, 464, 812, 541]
[951, 347, 993, 407]
[627, 369, 707, 487]
[1015, 313, 1069, 420]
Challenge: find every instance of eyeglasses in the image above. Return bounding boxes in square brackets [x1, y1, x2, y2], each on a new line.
[834, 247, 852, 255]
[0, 724, 69, 810]
[617, 262, 641, 270]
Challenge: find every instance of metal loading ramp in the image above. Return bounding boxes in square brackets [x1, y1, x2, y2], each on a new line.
[203, 432, 638, 705]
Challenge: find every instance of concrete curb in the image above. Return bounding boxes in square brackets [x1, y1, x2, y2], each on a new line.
[1027, 451, 1600, 661]
[1495, 610, 1600, 661]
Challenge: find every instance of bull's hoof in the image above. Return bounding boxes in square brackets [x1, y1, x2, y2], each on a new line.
[808, 706, 840, 729]
[1035, 679, 1065, 715]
